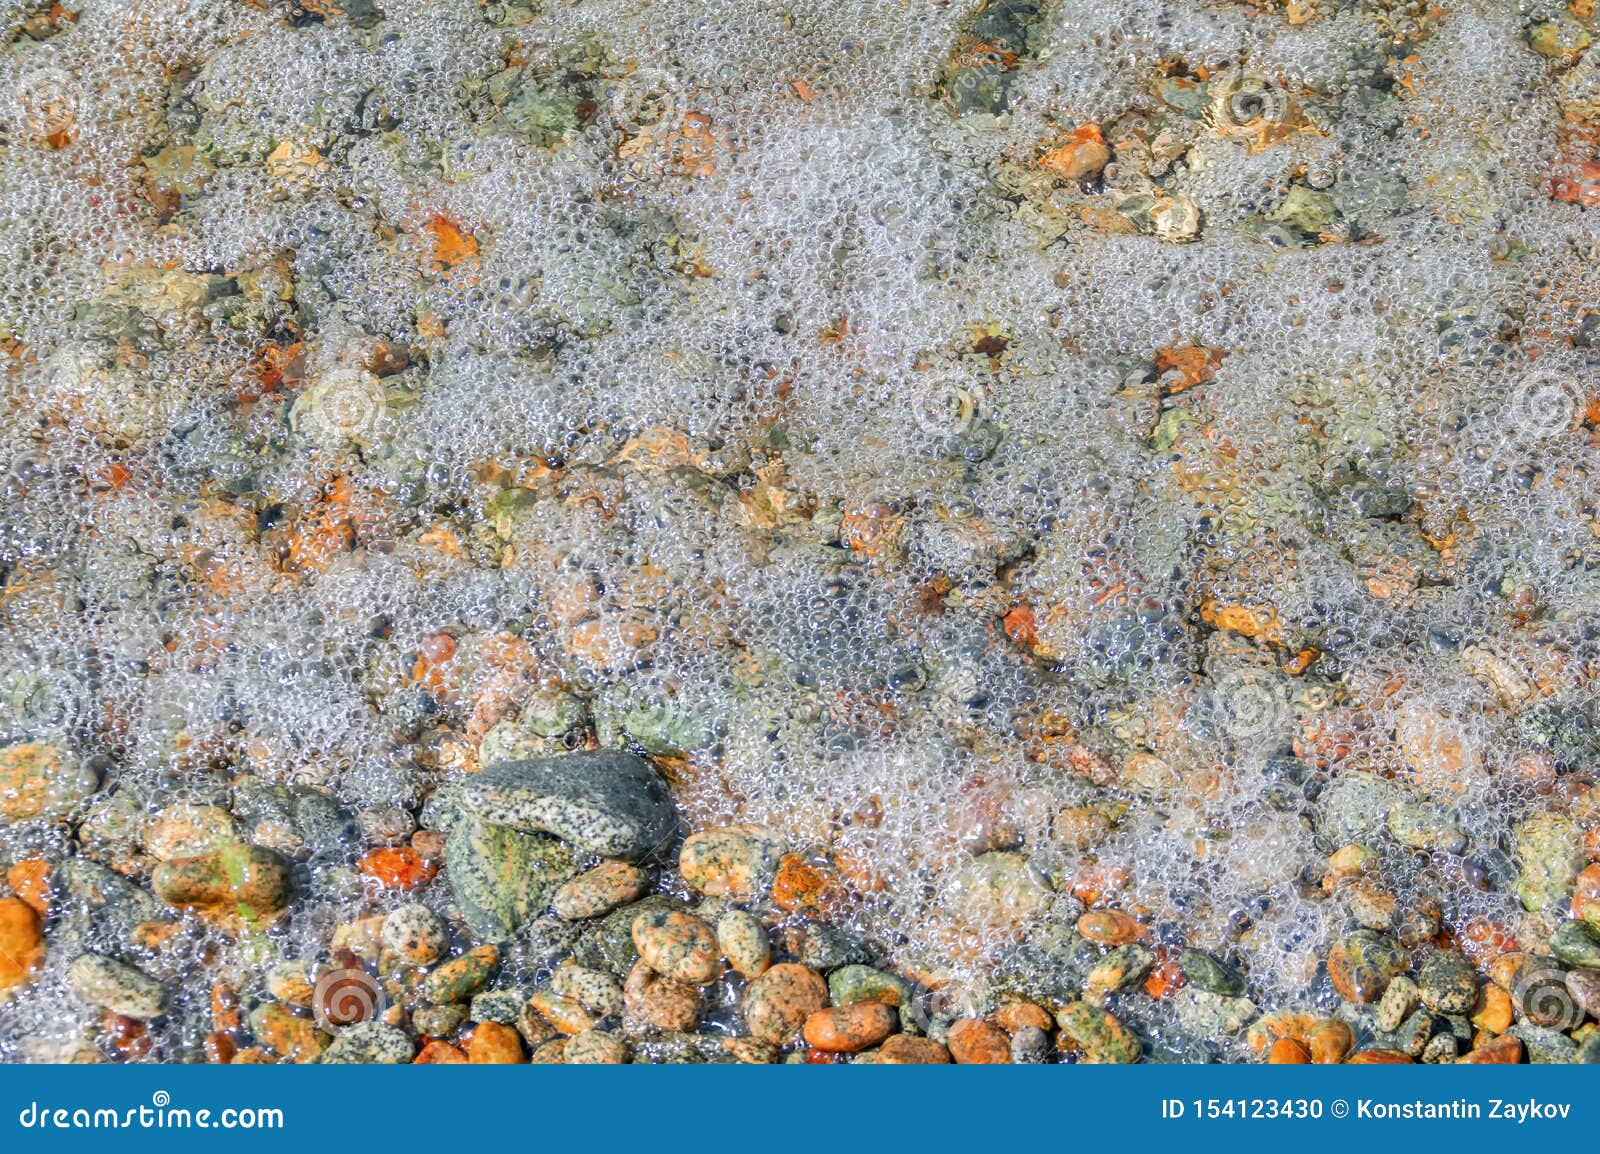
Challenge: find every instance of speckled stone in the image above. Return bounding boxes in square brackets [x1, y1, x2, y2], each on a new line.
[67, 953, 167, 1018]
[550, 964, 624, 1018]
[460, 750, 678, 861]
[319, 1021, 414, 1064]
[715, 910, 771, 979]
[1056, 1001, 1142, 1063]
[631, 909, 721, 985]
[443, 816, 575, 943]
[678, 825, 783, 899]
[551, 860, 649, 920]
[564, 1029, 628, 1064]
[380, 902, 448, 966]
[743, 963, 828, 1046]
[1417, 949, 1477, 1014]
[422, 945, 499, 1004]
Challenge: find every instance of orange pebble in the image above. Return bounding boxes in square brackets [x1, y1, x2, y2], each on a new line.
[1076, 909, 1142, 945]
[416, 1039, 468, 1064]
[5, 859, 51, 918]
[467, 1021, 525, 1064]
[1268, 1037, 1311, 1064]
[358, 845, 437, 890]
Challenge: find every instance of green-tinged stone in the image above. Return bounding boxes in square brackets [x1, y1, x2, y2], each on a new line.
[1515, 813, 1583, 913]
[66, 954, 168, 1018]
[1550, 920, 1600, 969]
[1055, 1001, 1142, 1064]
[151, 843, 293, 931]
[319, 1021, 414, 1064]
[1508, 1022, 1580, 1064]
[443, 815, 576, 943]
[1387, 802, 1466, 854]
[827, 964, 910, 1008]
[422, 946, 499, 1004]
[1178, 949, 1245, 996]
[572, 894, 685, 976]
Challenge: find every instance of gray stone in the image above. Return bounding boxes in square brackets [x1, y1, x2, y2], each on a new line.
[461, 750, 677, 861]
[319, 1021, 414, 1064]
[67, 953, 168, 1018]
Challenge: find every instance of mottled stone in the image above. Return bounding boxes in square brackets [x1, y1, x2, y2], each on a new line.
[677, 825, 783, 899]
[443, 815, 575, 943]
[551, 860, 649, 920]
[460, 750, 677, 861]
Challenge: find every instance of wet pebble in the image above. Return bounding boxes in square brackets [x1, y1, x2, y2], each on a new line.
[67, 954, 167, 1019]
[380, 902, 448, 966]
[715, 909, 771, 978]
[743, 963, 828, 1046]
[632, 909, 721, 985]
[552, 860, 649, 920]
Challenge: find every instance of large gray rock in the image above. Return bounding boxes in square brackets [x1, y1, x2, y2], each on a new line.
[461, 750, 678, 861]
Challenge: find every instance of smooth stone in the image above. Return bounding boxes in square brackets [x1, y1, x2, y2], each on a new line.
[460, 750, 677, 861]
[743, 963, 828, 1046]
[319, 1021, 414, 1064]
[564, 1030, 628, 1064]
[551, 860, 649, 920]
[623, 960, 702, 1032]
[1567, 968, 1600, 1018]
[1056, 1001, 1142, 1063]
[827, 964, 909, 1008]
[716, 910, 771, 978]
[1550, 920, 1600, 969]
[947, 1017, 1011, 1064]
[412, 1004, 467, 1037]
[150, 843, 293, 930]
[1178, 949, 1245, 996]
[1327, 930, 1405, 1003]
[632, 910, 720, 986]
[1508, 1021, 1580, 1064]
[140, 803, 241, 862]
[422, 945, 499, 1004]
[0, 897, 45, 991]
[677, 825, 783, 899]
[571, 894, 685, 976]
[550, 965, 624, 1018]
[469, 989, 526, 1026]
[380, 902, 448, 966]
[0, 741, 99, 824]
[803, 1003, 895, 1053]
[1417, 949, 1477, 1014]
[1011, 1024, 1052, 1063]
[1387, 802, 1467, 854]
[67, 953, 167, 1018]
